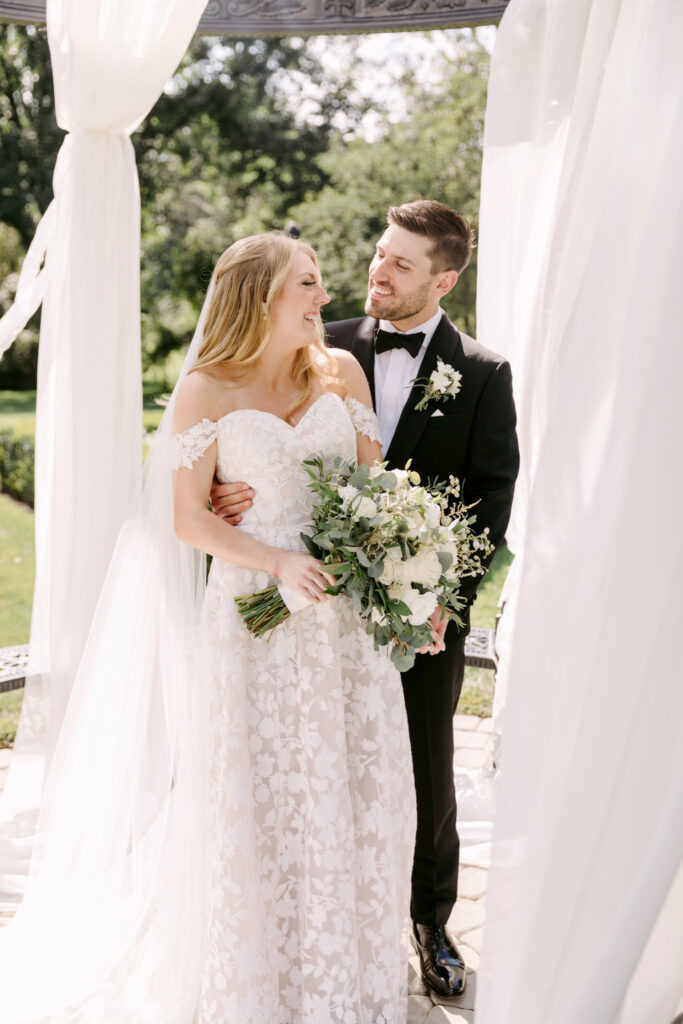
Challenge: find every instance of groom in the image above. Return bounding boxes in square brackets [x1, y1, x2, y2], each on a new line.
[212, 200, 519, 997]
[326, 200, 519, 997]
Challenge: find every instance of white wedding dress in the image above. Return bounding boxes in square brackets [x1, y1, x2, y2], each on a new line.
[177, 392, 416, 1024]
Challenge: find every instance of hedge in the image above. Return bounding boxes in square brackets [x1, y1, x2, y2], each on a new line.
[0, 430, 34, 507]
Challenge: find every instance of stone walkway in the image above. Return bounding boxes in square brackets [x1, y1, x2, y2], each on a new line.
[405, 713, 493, 1024]
[0, 713, 494, 1022]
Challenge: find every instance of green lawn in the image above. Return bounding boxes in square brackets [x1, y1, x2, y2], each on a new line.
[0, 492, 34, 645]
[459, 543, 512, 717]
[0, 493, 35, 748]
[0, 388, 165, 438]
[0, 390, 37, 438]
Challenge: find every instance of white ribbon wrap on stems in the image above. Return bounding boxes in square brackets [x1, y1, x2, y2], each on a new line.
[278, 582, 317, 615]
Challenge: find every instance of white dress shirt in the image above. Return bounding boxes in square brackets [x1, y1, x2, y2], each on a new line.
[374, 308, 444, 456]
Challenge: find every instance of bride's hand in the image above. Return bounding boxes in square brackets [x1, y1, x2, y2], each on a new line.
[272, 551, 335, 603]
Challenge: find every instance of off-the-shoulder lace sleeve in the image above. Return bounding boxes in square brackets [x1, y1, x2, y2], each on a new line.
[172, 418, 219, 470]
[345, 395, 382, 444]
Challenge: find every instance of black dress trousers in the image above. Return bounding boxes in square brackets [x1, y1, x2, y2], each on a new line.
[401, 623, 467, 927]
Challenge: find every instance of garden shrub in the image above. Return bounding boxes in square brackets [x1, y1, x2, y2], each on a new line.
[0, 336, 38, 390]
[0, 430, 34, 507]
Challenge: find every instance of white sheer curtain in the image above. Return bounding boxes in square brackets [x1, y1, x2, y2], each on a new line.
[0, 0, 207, 898]
[476, 1, 683, 1022]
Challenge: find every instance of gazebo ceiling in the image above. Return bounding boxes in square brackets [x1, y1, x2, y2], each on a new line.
[0, 0, 508, 36]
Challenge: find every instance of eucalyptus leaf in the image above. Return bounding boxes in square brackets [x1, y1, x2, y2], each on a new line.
[348, 465, 370, 488]
[388, 599, 412, 617]
[391, 647, 416, 672]
[300, 533, 318, 556]
[375, 471, 398, 490]
[437, 551, 453, 572]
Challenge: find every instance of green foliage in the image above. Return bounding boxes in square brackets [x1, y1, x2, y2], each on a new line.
[135, 36, 357, 366]
[0, 392, 37, 504]
[469, 542, 512, 629]
[459, 543, 513, 717]
[0, 27, 488, 373]
[0, 491, 35, 646]
[0, 26, 62, 249]
[0, 689, 23, 748]
[0, 223, 39, 389]
[0, 335, 38, 389]
[0, 28, 361, 372]
[458, 670, 494, 717]
[301, 455, 491, 670]
[0, 431, 34, 506]
[0, 389, 36, 438]
[292, 38, 490, 330]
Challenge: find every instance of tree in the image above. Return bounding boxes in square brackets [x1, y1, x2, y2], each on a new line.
[135, 36, 358, 369]
[0, 26, 358, 379]
[0, 25, 61, 250]
[291, 36, 490, 333]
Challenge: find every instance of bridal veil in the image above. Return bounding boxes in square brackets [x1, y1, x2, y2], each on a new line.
[0, 288, 216, 1023]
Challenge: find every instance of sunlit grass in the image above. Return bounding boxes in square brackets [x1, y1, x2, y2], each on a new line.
[459, 543, 513, 718]
[0, 493, 34, 645]
[0, 390, 36, 438]
[0, 492, 35, 747]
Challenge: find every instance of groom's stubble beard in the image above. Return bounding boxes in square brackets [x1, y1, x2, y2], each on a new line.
[364, 277, 434, 326]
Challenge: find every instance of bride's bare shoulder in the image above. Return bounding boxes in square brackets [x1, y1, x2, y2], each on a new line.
[322, 348, 371, 404]
[174, 368, 237, 433]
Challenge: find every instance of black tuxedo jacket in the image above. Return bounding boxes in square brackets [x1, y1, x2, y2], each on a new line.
[325, 314, 520, 635]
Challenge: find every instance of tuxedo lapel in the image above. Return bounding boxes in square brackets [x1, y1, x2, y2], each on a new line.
[385, 316, 463, 469]
[347, 317, 376, 406]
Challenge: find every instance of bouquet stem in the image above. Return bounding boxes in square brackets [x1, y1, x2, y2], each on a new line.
[234, 585, 290, 638]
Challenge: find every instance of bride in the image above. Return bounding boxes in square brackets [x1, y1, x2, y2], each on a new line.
[0, 233, 416, 1024]
[174, 233, 416, 1022]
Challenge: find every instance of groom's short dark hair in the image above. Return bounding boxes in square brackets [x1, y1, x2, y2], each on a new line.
[387, 200, 474, 275]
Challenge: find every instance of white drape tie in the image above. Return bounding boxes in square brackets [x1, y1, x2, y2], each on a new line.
[0, 123, 134, 363]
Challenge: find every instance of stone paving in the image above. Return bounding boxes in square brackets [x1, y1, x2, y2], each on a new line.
[404, 713, 493, 1024]
[0, 713, 494, 1022]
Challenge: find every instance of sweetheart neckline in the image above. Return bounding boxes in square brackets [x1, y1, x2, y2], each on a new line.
[214, 391, 345, 432]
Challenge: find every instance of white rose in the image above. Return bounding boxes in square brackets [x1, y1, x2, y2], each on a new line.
[338, 484, 359, 509]
[424, 501, 442, 529]
[390, 559, 413, 588]
[403, 508, 425, 533]
[403, 548, 443, 589]
[391, 469, 410, 487]
[354, 496, 377, 519]
[397, 587, 438, 626]
[378, 547, 403, 585]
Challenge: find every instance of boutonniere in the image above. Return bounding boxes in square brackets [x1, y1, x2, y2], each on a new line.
[412, 357, 462, 412]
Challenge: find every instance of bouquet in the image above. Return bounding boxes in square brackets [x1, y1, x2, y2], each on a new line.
[234, 458, 493, 671]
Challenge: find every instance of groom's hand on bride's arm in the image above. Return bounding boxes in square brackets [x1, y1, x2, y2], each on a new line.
[209, 479, 254, 525]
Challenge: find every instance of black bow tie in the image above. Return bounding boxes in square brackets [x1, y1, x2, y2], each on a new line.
[374, 328, 425, 359]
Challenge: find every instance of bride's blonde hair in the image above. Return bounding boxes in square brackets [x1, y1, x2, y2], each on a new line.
[191, 233, 336, 419]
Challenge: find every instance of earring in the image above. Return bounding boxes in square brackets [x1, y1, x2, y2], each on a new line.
[262, 302, 268, 318]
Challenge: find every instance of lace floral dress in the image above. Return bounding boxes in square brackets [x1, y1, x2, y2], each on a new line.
[175, 393, 416, 1024]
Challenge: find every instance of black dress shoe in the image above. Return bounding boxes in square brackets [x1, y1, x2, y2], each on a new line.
[411, 921, 467, 997]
